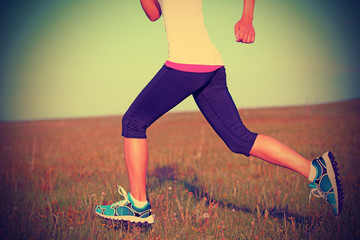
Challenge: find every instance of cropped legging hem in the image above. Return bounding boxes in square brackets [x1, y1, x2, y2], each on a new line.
[122, 65, 257, 157]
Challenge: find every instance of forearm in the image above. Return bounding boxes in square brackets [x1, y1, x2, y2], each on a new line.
[140, 0, 161, 22]
[241, 0, 255, 21]
[234, 0, 255, 43]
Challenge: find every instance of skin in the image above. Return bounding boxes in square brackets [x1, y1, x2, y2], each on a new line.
[235, 0, 255, 43]
[140, 0, 161, 22]
[125, 0, 311, 202]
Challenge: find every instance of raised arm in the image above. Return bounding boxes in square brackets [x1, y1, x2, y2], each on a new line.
[140, 0, 162, 22]
[234, 0, 255, 43]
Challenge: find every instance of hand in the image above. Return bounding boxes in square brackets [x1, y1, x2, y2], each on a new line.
[234, 18, 255, 43]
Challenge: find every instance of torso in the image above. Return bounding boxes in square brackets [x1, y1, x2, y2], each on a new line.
[158, 0, 224, 67]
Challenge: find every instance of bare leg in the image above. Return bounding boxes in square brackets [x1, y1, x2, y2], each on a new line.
[124, 137, 148, 201]
[249, 134, 311, 178]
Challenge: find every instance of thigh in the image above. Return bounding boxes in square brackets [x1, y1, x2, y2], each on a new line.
[193, 67, 257, 156]
[125, 65, 214, 128]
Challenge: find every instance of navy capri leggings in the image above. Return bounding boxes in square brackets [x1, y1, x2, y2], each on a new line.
[122, 65, 257, 156]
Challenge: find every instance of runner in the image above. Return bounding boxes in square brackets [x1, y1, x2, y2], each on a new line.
[95, 0, 343, 224]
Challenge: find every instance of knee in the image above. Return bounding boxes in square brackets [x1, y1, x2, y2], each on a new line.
[121, 111, 148, 139]
[226, 131, 258, 157]
[227, 143, 248, 155]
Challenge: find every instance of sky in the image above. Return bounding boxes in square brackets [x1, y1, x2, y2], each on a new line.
[0, 0, 359, 121]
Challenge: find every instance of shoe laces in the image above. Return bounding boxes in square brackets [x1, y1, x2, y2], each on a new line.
[111, 185, 129, 208]
[308, 187, 325, 203]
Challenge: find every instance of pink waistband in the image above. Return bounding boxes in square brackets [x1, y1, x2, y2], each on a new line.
[165, 61, 223, 73]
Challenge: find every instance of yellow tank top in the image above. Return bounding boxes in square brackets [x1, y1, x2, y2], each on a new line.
[158, 0, 224, 66]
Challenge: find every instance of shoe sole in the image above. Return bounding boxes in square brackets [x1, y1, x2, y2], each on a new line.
[95, 212, 155, 224]
[323, 151, 344, 215]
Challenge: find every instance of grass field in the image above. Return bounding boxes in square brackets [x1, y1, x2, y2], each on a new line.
[0, 99, 359, 239]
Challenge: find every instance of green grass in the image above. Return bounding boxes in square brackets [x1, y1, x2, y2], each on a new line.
[0, 100, 359, 239]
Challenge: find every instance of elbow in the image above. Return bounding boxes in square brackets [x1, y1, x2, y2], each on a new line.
[147, 9, 161, 22]
[140, 0, 161, 22]
[149, 15, 161, 22]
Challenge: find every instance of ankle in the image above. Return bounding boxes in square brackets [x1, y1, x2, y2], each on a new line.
[130, 193, 148, 208]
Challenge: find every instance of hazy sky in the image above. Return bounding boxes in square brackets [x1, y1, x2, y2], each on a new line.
[0, 0, 359, 121]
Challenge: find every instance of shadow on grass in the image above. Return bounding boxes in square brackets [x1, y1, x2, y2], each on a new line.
[150, 164, 316, 225]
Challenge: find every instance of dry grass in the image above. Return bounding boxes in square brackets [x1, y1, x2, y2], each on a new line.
[0, 99, 359, 239]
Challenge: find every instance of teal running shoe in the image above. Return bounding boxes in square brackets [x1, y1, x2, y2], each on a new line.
[95, 186, 154, 224]
[308, 151, 344, 215]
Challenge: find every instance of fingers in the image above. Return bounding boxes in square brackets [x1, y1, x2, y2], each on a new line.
[236, 30, 255, 43]
[244, 33, 255, 44]
[234, 21, 255, 44]
[234, 25, 242, 42]
[250, 34, 255, 43]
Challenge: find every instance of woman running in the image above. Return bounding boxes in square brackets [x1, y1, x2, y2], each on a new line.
[95, 0, 343, 224]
